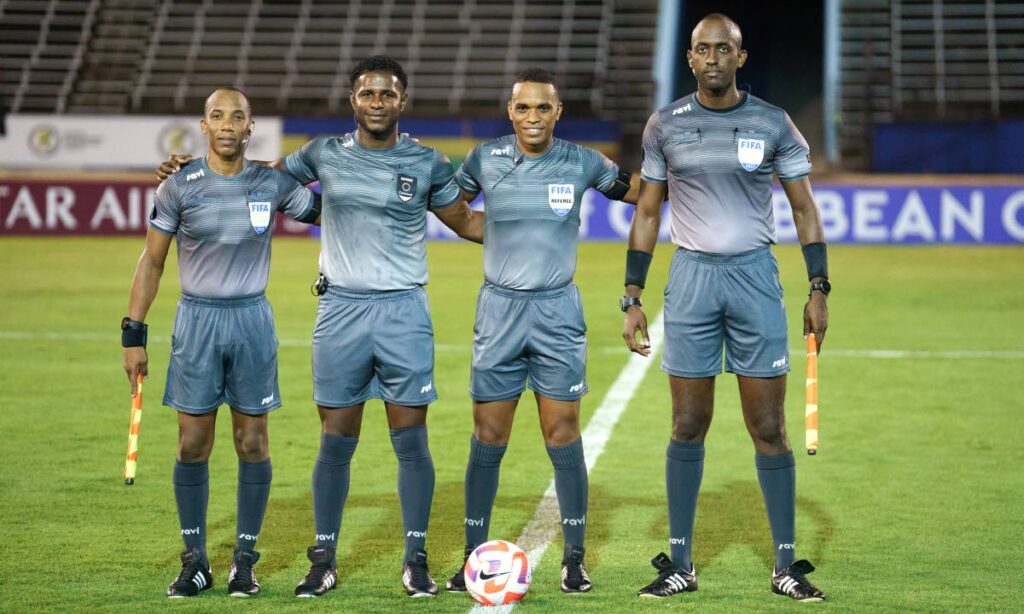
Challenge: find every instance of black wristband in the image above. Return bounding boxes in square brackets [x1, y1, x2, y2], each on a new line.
[625, 250, 653, 289]
[121, 318, 148, 348]
[801, 242, 828, 281]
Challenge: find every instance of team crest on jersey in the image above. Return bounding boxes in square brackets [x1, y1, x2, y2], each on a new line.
[248, 201, 271, 234]
[737, 138, 765, 172]
[548, 184, 574, 216]
[397, 175, 417, 202]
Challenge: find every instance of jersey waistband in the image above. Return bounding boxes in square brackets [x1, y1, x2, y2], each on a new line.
[482, 280, 575, 300]
[180, 291, 266, 307]
[324, 285, 424, 301]
[677, 245, 771, 265]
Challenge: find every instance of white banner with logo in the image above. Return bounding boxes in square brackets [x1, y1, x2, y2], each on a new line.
[0, 115, 282, 169]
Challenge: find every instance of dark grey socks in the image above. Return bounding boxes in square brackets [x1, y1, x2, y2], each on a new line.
[463, 435, 507, 548]
[173, 460, 209, 562]
[666, 440, 704, 572]
[546, 437, 588, 553]
[312, 433, 358, 557]
[756, 451, 797, 569]
[235, 459, 272, 553]
[389, 424, 435, 562]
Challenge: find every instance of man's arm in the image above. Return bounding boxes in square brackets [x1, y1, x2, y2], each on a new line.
[781, 177, 829, 351]
[432, 190, 484, 244]
[622, 179, 667, 356]
[155, 156, 286, 182]
[122, 228, 173, 396]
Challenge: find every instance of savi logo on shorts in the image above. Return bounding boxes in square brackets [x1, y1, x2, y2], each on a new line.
[261, 393, 275, 406]
[420, 382, 433, 394]
[248, 201, 271, 234]
[569, 379, 585, 393]
[772, 356, 787, 369]
[548, 183, 574, 216]
[397, 175, 417, 202]
[737, 138, 765, 172]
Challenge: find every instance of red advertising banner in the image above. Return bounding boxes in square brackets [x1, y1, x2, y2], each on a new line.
[0, 175, 313, 236]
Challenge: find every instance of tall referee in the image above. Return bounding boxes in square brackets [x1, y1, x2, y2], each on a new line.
[622, 14, 828, 602]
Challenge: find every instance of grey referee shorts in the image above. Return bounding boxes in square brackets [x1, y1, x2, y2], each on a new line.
[164, 292, 281, 415]
[662, 246, 790, 378]
[470, 281, 588, 402]
[312, 286, 438, 408]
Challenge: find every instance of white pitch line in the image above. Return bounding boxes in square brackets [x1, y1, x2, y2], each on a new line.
[468, 310, 666, 614]
[2, 331, 1023, 360]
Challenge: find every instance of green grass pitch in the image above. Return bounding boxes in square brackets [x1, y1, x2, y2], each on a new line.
[0, 237, 1021, 612]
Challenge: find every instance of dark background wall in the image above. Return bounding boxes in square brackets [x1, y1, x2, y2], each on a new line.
[676, 0, 826, 160]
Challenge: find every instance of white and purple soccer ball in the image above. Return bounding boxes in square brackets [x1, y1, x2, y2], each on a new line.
[464, 540, 532, 606]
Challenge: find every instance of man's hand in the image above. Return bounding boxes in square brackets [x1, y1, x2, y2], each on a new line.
[156, 154, 193, 182]
[803, 291, 828, 353]
[123, 347, 148, 397]
[622, 306, 651, 356]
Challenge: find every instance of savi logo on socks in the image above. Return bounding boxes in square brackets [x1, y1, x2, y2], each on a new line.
[562, 515, 586, 526]
[406, 530, 427, 538]
[465, 517, 485, 527]
[670, 537, 686, 545]
[237, 532, 259, 541]
[778, 543, 795, 550]
[316, 533, 336, 542]
[181, 526, 201, 535]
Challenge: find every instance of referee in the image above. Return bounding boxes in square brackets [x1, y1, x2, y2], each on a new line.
[123, 88, 319, 598]
[622, 14, 828, 601]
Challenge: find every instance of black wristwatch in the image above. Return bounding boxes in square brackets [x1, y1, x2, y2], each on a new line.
[620, 296, 642, 312]
[810, 280, 831, 296]
[121, 317, 148, 348]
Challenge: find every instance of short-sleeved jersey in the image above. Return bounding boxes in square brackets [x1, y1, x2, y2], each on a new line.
[456, 136, 619, 290]
[150, 157, 316, 298]
[641, 93, 812, 254]
[283, 132, 461, 291]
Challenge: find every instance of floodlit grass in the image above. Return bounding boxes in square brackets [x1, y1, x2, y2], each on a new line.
[0, 238, 1021, 612]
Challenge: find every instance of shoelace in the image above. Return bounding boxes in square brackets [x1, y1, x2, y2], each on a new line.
[172, 561, 204, 588]
[564, 556, 586, 585]
[232, 562, 254, 585]
[408, 562, 432, 587]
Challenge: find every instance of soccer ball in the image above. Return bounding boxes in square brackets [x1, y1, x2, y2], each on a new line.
[464, 540, 532, 606]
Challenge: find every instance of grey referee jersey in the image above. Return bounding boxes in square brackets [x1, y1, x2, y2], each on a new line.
[283, 132, 462, 292]
[641, 93, 812, 254]
[150, 157, 317, 297]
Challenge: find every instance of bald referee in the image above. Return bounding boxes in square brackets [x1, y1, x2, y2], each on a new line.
[622, 14, 828, 601]
[123, 87, 319, 598]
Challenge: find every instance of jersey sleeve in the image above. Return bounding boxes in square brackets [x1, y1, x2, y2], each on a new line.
[640, 112, 667, 183]
[454, 145, 483, 197]
[276, 171, 318, 222]
[429, 151, 461, 209]
[149, 177, 182, 235]
[773, 112, 812, 182]
[581, 146, 620, 193]
[282, 137, 324, 185]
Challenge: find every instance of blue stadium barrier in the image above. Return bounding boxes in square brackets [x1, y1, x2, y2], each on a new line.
[873, 121, 1024, 174]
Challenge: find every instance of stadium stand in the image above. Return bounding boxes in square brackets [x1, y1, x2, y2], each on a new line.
[1, 0, 658, 146]
[838, 0, 1024, 168]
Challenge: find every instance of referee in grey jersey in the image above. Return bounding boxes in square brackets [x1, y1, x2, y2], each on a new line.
[622, 13, 828, 602]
